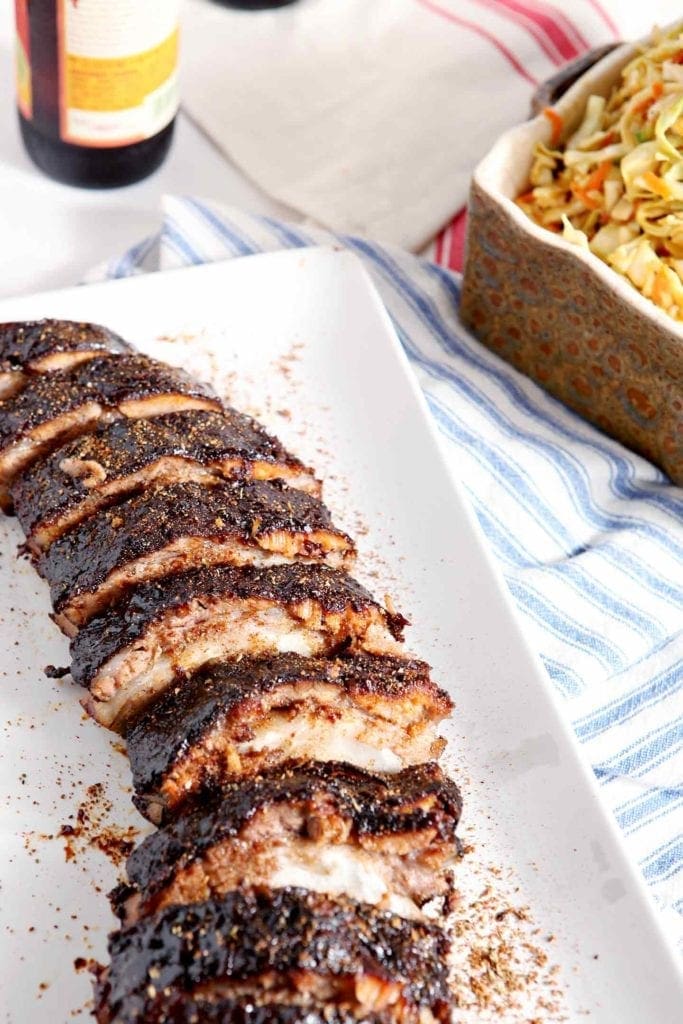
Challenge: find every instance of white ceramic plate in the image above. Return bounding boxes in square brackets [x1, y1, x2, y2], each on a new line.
[0, 249, 681, 1022]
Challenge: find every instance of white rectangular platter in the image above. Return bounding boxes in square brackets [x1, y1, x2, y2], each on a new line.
[0, 249, 681, 1022]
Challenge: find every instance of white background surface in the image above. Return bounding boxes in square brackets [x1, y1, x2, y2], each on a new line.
[0, 250, 681, 1022]
[0, 3, 291, 300]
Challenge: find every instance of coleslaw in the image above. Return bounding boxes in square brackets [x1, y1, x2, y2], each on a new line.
[517, 23, 683, 321]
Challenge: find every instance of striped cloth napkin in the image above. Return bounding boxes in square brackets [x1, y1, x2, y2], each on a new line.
[94, 195, 683, 954]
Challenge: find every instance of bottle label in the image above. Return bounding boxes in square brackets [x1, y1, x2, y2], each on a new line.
[59, 0, 180, 147]
[14, 0, 32, 119]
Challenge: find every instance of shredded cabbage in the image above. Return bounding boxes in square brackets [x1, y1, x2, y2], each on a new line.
[561, 215, 589, 250]
[518, 22, 683, 321]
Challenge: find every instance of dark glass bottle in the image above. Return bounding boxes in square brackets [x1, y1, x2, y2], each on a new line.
[15, 1, 180, 189]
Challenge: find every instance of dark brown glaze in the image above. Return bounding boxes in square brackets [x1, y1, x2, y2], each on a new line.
[70, 566, 407, 690]
[0, 319, 130, 373]
[0, 353, 220, 453]
[92, 991, 399, 1024]
[40, 479, 354, 622]
[12, 409, 318, 542]
[93, 888, 451, 1024]
[111, 761, 462, 919]
[126, 653, 450, 821]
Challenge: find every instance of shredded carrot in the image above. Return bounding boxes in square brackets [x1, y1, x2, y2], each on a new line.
[585, 161, 612, 192]
[573, 161, 611, 209]
[643, 170, 671, 199]
[543, 106, 563, 147]
[634, 80, 664, 115]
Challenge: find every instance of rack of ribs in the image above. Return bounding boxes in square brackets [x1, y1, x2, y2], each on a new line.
[92, 888, 452, 1024]
[124, 653, 452, 823]
[0, 319, 462, 1021]
[13, 409, 319, 553]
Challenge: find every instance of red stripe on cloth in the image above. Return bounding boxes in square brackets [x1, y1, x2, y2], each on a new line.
[471, 0, 568, 65]
[537, 2, 592, 53]
[436, 208, 469, 272]
[448, 209, 468, 271]
[414, 0, 539, 86]
[584, 0, 619, 38]
[495, 0, 588, 61]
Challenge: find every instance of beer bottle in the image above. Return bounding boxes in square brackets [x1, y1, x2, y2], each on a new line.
[15, 1, 181, 188]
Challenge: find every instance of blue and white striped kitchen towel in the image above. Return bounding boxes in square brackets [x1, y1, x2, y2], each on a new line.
[95, 195, 683, 952]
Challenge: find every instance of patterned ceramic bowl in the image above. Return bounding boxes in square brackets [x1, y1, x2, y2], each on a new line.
[460, 40, 683, 485]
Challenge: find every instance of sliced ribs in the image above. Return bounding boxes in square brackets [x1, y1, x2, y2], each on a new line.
[13, 409, 320, 553]
[71, 566, 407, 731]
[0, 319, 130, 400]
[41, 479, 355, 631]
[125, 653, 451, 823]
[112, 760, 461, 925]
[0, 353, 221, 500]
[93, 888, 451, 1024]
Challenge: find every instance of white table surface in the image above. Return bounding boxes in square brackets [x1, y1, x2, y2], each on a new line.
[0, 4, 293, 300]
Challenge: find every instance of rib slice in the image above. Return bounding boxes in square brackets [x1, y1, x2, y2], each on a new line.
[12, 409, 320, 553]
[112, 760, 461, 925]
[71, 566, 407, 732]
[0, 319, 130, 399]
[92, 888, 451, 1024]
[0, 353, 220, 500]
[125, 653, 451, 824]
[41, 479, 355, 631]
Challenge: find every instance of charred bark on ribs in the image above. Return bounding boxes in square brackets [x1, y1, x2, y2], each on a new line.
[111, 759, 462, 924]
[91, 993, 402, 1024]
[70, 564, 407, 731]
[0, 319, 130, 400]
[0, 353, 221, 501]
[40, 478, 355, 631]
[124, 652, 451, 823]
[92, 888, 451, 1024]
[13, 408, 319, 553]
